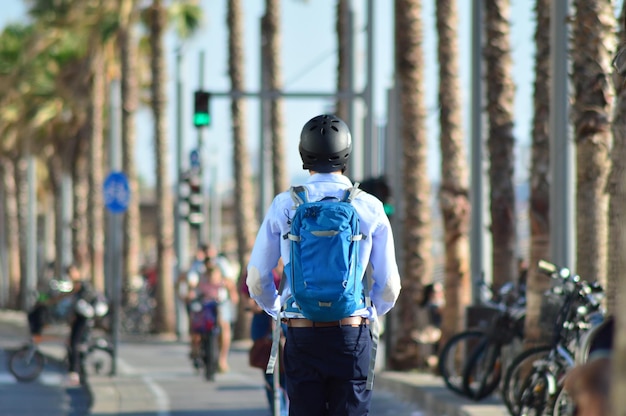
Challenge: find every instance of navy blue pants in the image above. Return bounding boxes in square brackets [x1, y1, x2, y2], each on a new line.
[284, 324, 372, 416]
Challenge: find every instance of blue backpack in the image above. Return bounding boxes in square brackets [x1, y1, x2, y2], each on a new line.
[283, 184, 365, 322]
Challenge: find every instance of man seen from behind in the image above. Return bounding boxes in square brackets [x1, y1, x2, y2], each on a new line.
[247, 114, 401, 416]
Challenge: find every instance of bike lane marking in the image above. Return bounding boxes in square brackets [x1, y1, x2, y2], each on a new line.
[0, 372, 63, 385]
[142, 374, 170, 416]
[116, 356, 171, 416]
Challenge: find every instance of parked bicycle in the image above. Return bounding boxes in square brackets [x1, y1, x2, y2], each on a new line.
[501, 259, 605, 416]
[438, 281, 526, 400]
[9, 290, 112, 383]
[120, 275, 156, 335]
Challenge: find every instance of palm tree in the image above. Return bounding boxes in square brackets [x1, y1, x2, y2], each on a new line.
[523, 0, 552, 348]
[0, 24, 33, 309]
[608, 5, 626, 413]
[118, 0, 142, 293]
[147, 0, 175, 333]
[141, 0, 203, 333]
[0, 156, 20, 309]
[571, 0, 615, 289]
[483, 0, 516, 292]
[262, 0, 288, 195]
[0, 20, 87, 307]
[335, 0, 350, 122]
[26, 0, 126, 292]
[227, 0, 258, 339]
[389, 0, 432, 370]
[435, 0, 471, 345]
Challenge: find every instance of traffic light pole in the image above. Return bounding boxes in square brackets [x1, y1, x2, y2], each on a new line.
[206, 90, 363, 100]
[190, 0, 375, 226]
[174, 46, 189, 341]
[196, 51, 208, 246]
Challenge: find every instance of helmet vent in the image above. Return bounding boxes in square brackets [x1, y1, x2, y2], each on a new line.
[331, 126, 339, 132]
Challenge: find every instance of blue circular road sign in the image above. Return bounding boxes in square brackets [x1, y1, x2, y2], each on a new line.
[103, 172, 130, 214]
[190, 149, 200, 168]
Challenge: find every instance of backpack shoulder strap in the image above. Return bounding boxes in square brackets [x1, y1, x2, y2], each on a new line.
[342, 182, 362, 203]
[290, 185, 309, 207]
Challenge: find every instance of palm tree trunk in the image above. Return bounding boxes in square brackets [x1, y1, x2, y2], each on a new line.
[608, 7, 626, 414]
[15, 154, 29, 309]
[0, 162, 8, 309]
[335, 0, 350, 122]
[228, 0, 258, 340]
[119, 2, 142, 296]
[435, 0, 471, 345]
[1, 157, 21, 309]
[262, 0, 288, 195]
[150, 0, 176, 334]
[390, 0, 432, 370]
[45, 152, 63, 272]
[524, 0, 552, 347]
[571, 0, 614, 288]
[73, 127, 90, 272]
[484, 0, 516, 291]
[89, 49, 106, 292]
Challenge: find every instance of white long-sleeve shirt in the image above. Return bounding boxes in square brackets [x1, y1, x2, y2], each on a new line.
[247, 173, 401, 321]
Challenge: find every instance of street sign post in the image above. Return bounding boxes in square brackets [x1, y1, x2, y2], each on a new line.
[102, 171, 130, 375]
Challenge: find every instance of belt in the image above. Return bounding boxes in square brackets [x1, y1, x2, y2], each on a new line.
[284, 317, 369, 328]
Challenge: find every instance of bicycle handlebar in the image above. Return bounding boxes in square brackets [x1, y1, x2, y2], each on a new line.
[538, 259, 605, 311]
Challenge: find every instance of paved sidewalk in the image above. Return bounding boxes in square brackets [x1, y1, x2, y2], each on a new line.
[376, 372, 508, 416]
[0, 309, 509, 416]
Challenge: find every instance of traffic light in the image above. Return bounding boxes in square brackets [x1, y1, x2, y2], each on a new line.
[193, 90, 211, 127]
[179, 170, 204, 226]
[360, 176, 394, 217]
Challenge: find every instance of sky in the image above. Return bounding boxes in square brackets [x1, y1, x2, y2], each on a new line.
[0, 0, 536, 191]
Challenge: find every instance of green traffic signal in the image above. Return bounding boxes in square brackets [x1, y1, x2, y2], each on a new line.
[194, 90, 211, 127]
[193, 113, 211, 127]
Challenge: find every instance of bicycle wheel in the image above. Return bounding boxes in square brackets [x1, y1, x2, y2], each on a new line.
[462, 340, 502, 401]
[502, 345, 553, 415]
[9, 346, 45, 382]
[438, 330, 487, 397]
[85, 340, 114, 376]
[516, 366, 556, 416]
[202, 330, 219, 381]
[551, 386, 575, 416]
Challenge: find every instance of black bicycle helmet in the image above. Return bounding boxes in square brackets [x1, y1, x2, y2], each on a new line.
[299, 114, 352, 173]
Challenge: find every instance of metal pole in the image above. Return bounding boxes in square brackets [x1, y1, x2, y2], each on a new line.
[384, 83, 401, 368]
[108, 79, 123, 375]
[25, 154, 37, 310]
[197, 51, 207, 245]
[207, 90, 363, 99]
[273, 326, 280, 416]
[363, 0, 375, 180]
[174, 46, 189, 340]
[346, 5, 355, 136]
[470, 0, 488, 304]
[549, 0, 573, 269]
[259, 20, 272, 219]
[209, 165, 221, 250]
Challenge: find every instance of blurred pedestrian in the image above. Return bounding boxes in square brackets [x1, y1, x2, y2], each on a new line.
[243, 262, 288, 416]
